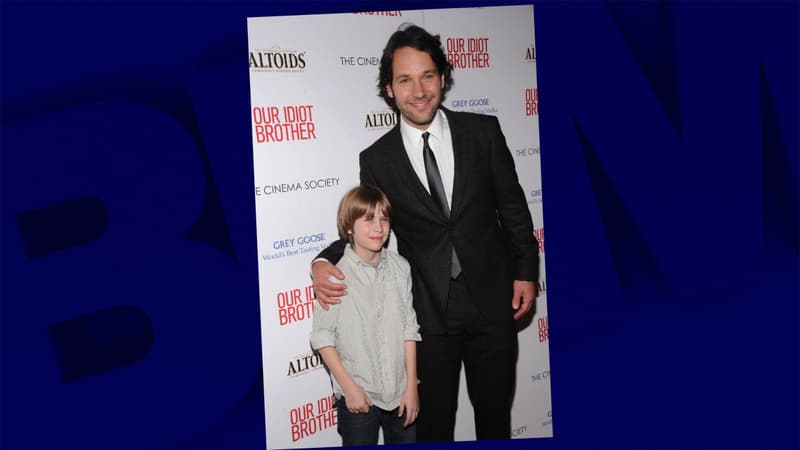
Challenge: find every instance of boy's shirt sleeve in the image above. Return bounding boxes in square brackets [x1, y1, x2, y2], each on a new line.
[310, 275, 343, 349]
[401, 265, 422, 342]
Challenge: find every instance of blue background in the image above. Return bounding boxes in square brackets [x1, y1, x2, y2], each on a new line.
[1, 1, 797, 449]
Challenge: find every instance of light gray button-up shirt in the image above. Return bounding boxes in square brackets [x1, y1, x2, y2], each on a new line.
[310, 245, 421, 410]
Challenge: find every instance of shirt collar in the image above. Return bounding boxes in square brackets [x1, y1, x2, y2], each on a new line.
[343, 244, 386, 269]
[399, 108, 445, 145]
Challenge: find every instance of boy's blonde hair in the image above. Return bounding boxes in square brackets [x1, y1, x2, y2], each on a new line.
[337, 185, 392, 242]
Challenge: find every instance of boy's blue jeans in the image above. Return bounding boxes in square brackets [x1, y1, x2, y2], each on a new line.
[337, 397, 416, 446]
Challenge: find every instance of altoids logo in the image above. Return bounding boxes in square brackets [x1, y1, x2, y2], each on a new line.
[525, 46, 536, 62]
[250, 46, 307, 72]
[287, 351, 324, 377]
[364, 109, 398, 131]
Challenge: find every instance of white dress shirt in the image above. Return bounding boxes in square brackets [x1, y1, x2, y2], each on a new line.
[398, 109, 455, 209]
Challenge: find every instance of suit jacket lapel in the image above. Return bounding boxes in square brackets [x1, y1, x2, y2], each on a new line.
[383, 125, 446, 220]
[444, 108, 469, 218]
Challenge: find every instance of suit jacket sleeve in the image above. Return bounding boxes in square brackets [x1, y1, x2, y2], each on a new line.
[316, 239, 347, 265]
[488, 116, 540, 282]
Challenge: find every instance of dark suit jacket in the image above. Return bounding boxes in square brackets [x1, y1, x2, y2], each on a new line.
[321, 108, 539, 334]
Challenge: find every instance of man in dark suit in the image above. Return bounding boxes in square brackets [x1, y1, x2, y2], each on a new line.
[312, 24, 539, 442]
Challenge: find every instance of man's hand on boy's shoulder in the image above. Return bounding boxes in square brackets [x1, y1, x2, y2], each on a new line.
[311, 259, 347, 310]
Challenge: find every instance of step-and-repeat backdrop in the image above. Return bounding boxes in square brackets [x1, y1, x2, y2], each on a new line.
[247, 5, 550, 448]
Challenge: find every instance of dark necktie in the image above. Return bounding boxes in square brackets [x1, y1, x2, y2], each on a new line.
[422, 132, 461, 278]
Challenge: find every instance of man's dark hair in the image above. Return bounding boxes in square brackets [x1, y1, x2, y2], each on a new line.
[378, 23, 454, 111]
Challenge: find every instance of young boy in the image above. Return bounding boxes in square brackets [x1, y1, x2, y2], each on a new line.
[311, 185, 421, 446]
